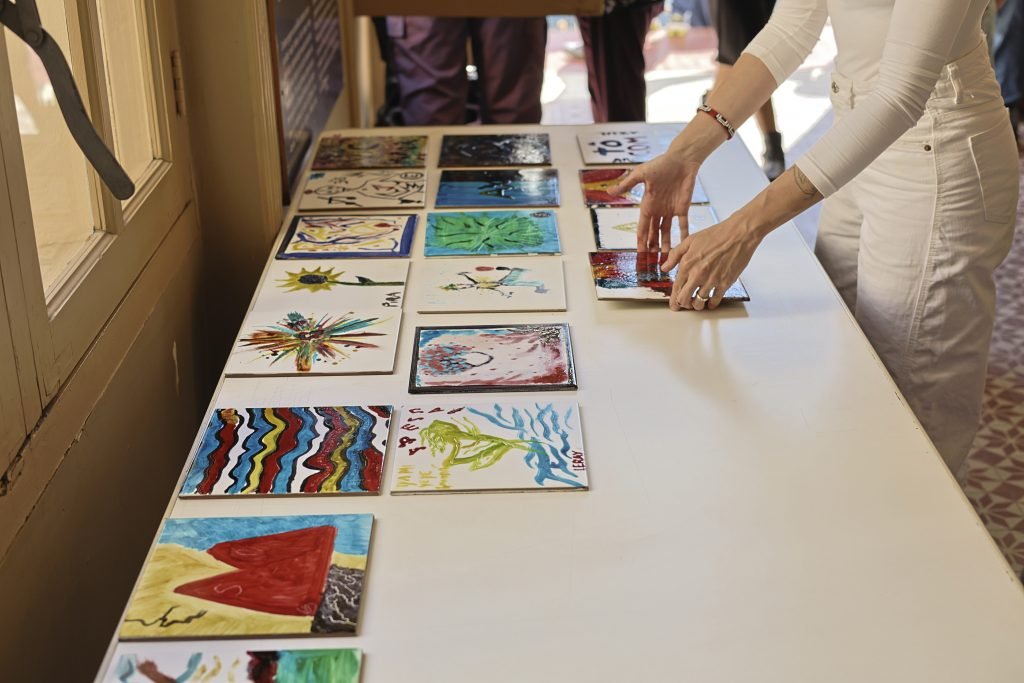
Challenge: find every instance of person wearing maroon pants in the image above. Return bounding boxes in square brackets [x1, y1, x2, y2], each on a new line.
[578, 1, 664, 122]
[385, 16, 548, 125]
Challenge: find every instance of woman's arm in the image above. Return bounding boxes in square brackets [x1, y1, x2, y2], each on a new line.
[613, 0, 828, 252]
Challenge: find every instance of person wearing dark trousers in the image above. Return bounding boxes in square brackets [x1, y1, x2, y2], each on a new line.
[385, 17, 548, 125]
[578, 1, 664, 123]
[994, 0, 1023, 138]
[709, 0, 786, 179]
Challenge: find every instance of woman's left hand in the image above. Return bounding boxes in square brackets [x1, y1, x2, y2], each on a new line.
[662, 213, 763, 311]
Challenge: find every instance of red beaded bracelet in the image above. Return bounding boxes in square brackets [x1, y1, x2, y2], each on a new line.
[696, 93, 736, 139]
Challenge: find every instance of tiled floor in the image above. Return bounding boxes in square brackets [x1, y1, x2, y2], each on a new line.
[542, 19, 1024, 577]
[958, 154, 1024, 577]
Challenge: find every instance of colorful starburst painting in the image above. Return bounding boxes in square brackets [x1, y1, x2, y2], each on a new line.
[576, 124, 682, 165]
[255, 260, 407, 311]
[225, 310, 402, 376]
[410, 324, 576, 393]
[590, 205, 718, 250]
[589, 250, 750, 302]
[312, 133, 427, 169]
[416, 257, 566, 313]
[579, 167, 709, 206]
[391, 401, 587, 493]
[424, 210, 561, 257]
[438, 133, 551, 167]
[299, 170, 426, 210]
[120, 514, 373, 639]
[180, 405, 393, 497]
[276, 214, 416, 259]
[105, 645, 362, 683]
[435, 169, 560, 208]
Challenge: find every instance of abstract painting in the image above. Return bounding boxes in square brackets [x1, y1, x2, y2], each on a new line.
[391, 400, 587, 493]
[439, 133, 551, 167]
[579, 167, 709, 206]
[277, 214, 416, 259]
[577, 125, 682, 164]
[180, 406, 393, 497]
[225, 310, 401, 376]
[589, 250, 750, 302]
[299, 170, 426, 210]
[416, 257, 566, 313]
[312, 133, 427, 169]
[106, 645, 362, 683]
[435, 169, 560, 208]
[256, 260, 407, 311]
[120, 514, 373, 639]
[424, 210, 560, 257]
[410, 324, 576, 393]
[591, 205, 718, 250]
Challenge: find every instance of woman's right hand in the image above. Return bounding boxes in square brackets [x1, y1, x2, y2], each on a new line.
[611, 150, 703, 252]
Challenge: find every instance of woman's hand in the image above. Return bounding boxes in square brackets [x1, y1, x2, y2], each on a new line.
[611, 150, 703, 252]
[662, 214, 763, 311]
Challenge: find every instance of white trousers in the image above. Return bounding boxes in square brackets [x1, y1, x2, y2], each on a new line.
[815, 39, 1019, 472]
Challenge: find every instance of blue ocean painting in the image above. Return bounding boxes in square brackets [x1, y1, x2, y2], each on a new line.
[424, 210, 561, 256]
[435, 169, 560, 208]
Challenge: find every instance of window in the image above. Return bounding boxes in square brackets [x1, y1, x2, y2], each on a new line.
[0, 0, 191, 467]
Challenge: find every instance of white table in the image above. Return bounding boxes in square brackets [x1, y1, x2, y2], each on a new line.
[97, 124, 1024, 682]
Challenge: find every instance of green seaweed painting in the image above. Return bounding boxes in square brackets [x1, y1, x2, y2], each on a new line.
[420, 416, 537, 471]
[425, 211, 561, 256]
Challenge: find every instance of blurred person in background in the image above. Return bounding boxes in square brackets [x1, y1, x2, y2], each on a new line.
[709, 0, 786, 179]
[385, 17, 547, 125]
[578, 1, 665, 122]
[993, 0, 1023, 139]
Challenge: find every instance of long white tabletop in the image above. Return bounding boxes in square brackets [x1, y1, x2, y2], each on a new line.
[98, 124, 1024, 682]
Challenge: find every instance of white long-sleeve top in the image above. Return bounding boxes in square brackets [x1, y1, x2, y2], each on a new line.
[743, 0, 989, 196]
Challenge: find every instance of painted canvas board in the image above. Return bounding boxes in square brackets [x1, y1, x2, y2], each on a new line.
[589, 250, 750, 302]
[591, 205, 718, 250]
[435, 169, 560, 208]
[577, 125, 683, 164]
[416, 257, 566, 313]
[225, 309, 402, 376]
[410, 324, 576, 393]
[256, 260, 407, 311]
[424, 210, 561, 257]
[299, 170, 426, 210]
[579, 167, 709, 206]
[391, 400, 587, 493]
[120, 514, 373, 639]
[439, 133, 551, 167]
[180, 405, 393, 497]
[277, 214, 416, 259]
[312, 133, 427, 169]
[105, 644, 362, 683]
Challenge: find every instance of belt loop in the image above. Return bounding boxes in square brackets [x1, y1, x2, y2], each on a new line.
[948, 63, 964, 104]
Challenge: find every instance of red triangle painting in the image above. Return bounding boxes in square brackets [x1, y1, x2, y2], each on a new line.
[174, 525, 336, 617]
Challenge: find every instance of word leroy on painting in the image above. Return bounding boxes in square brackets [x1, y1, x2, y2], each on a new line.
[181, 406, 393, 497]
[392, 401, 588, 493]
[410, 324, 577, 394]
[120, 514, 373, 638]
[107, 645, 362, 683]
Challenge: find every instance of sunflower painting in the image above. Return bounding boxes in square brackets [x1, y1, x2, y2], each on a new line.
[225, 310, 402, 376]
[254, 260, 408, 312]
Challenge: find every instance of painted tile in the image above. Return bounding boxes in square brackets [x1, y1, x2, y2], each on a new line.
[591, 205, 718, 250]
[312, 133, 427, 169]
[577, 125, 683, 164]
[277, 215, 416, 259]
[120, 515, 373, 638]
[256, 260, 407, 311]
[299, 170, 426, 210]
[424, 210, 560, 256]
[391, 400, 587, 493]
[439, 133, 551, 167]
[410, 323, 576, 393]
[580, 167, 709, 206]
[415, 257, 566, 313]
[180, 406, 393, 496]
[435, 169, 560, 208]
[589, 250, 749, 302]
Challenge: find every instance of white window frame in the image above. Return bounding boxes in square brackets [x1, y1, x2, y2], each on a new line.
[0, 0, 191, 468]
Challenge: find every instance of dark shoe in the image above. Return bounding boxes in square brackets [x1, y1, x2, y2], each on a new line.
[762, 131, 785, 181]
